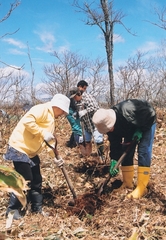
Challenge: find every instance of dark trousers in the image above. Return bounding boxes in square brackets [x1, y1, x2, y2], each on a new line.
[13, 155, 43, 212]
[13, 155, 42, 191]
[122, 124, 156, 167]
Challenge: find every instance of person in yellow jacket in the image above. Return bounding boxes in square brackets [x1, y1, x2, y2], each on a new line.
[3, 94, 70, 219]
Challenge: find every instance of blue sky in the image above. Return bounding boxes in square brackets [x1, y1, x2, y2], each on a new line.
[0, 0, 165, 86]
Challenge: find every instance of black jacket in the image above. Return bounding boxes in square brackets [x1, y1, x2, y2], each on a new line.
[107, 99, 156, 159]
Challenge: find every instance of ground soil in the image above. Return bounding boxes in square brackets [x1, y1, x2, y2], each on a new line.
[0, 109, 165, 240]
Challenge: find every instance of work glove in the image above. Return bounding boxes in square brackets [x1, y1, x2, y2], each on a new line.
[109, 159, 119, 177]
[72, 112, 77, 119]
[44, 132, 54, 142]
[79, 109, 87, 118]
[79, 135, 84, 143]
[132, 130, 142, 142]
[54, 156, 64, 168]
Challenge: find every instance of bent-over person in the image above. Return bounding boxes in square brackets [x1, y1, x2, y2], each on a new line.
[92, 99, 156, 199]
[3, 94, 70, 219]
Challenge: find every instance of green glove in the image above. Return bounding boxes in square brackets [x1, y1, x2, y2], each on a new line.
[109, 159, 119, 177]
[132, 130, 142, 142]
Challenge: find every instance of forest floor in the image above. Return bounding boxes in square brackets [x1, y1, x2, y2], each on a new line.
[0, 109, 165, 240]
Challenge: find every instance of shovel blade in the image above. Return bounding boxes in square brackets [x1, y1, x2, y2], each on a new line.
[79, 142, 92, 156]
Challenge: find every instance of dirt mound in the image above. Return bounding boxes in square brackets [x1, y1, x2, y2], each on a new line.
[74, 161, 109, 177]
[67, 192, 103, 218]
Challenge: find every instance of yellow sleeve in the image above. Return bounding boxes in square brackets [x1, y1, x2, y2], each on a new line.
[22, 104, 48, 138]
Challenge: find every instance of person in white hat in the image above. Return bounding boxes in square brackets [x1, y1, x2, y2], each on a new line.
[3, 94, 70, 219]
[92, 99, 156, 199]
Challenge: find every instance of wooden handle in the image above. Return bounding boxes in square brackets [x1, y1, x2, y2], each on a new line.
[61, 166, 77, 199]
[97, 139, 137, 196]
[44, 140, 77, 199]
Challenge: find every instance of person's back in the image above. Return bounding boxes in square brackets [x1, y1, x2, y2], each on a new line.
[112, 99, 156, 132]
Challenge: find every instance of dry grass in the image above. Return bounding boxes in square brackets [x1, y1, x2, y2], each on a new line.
[0, 110, 165, 240]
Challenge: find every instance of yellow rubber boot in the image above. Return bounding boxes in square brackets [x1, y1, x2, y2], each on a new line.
[114, 166, 134, 192]
[127, 166, 150, 199]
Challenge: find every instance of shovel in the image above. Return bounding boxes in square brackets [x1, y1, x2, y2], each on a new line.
[44, 140, 77, 200]
[76, 103, 92, 157]
[79, 116, 92, 157]
[79, 126, 92, 157]
[97, 138, 137, 196]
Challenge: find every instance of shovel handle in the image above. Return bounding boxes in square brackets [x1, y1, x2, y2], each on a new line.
[44, 140, 77, 199]
[44, 139, 59, 158]
[61, 166, 77, 199]
[97, 138, 137, 196]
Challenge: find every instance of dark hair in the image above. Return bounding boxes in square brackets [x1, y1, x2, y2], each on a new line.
[77, 80, 88, 88]
[70, 98, 77, 111]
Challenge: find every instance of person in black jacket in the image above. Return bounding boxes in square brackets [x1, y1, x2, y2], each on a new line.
[92, 99, 156, 199]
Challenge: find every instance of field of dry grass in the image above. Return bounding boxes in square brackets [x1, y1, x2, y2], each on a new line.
[0, 109, 165, 240]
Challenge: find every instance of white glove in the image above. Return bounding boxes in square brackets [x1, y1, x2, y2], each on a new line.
[44, 132, 54, 142]
[54, 157, 64, 167]
[79, 135, 84, 143]
[79, 109, 87, 118]
[72, 112, 77, 119]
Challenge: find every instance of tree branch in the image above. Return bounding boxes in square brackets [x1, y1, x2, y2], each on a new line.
[0, 28, 20, 39]
[0, 1, 21, 23]
[0, 60, 25, 70]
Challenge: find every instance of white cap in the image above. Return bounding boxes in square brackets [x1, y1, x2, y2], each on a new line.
[51, 94, 70, 114]
[92, 108, 116, 134]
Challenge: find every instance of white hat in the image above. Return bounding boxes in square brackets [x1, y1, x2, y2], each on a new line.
[92, 108, 116, 134]
[51, 94, 70, 114]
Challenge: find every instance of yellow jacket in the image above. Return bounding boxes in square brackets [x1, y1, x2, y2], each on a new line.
[9, 102, 55, 158]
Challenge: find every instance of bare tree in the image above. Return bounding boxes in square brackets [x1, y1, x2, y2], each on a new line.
[0, 69, 14, 104]
[150, 40, 166, 107]
[42, 50, 89, 97]
[116, 51, 148, 101]
[88, 57, 109, 103]
[0, 68, 30, 106]
[146, 6, 166, 30]
[72, 0, 135, 105]
[0, 1, 24, 71]
[27, 43, 37, 104]
[115, 49, 166, 106]
[0, 0, 21, 39]
[42, 50, 109, 101]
